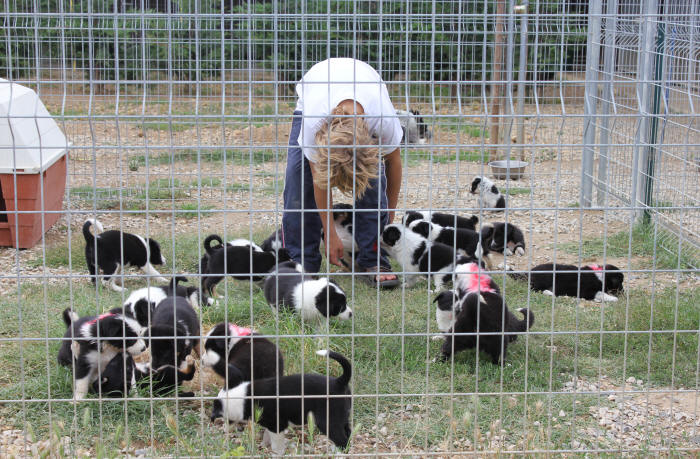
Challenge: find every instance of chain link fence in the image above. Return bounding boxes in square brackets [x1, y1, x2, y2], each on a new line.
[1, 0, 699, 456]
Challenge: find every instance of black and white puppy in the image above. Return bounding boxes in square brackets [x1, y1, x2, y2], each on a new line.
[202, 322, 284, 388]
[263, 267, 351, 320]
[403, 211, 479, 231]
[211, 350, 352, 454]
[57, 308, 147, 399]
[470, 176, 506, 210]
[381, 224, 464, 291]
[481, 222, 526, 256]
[433, 289, 461, 334]
[91, 352, 148, 398]
[408, 220, 486, 260]
[83, 218, 168, 292]
[516, 263, 624, 302]
[202, 234, 291, 298]
[260, 229, 292, 261]
[437, 262, 534, 364]
[396, 109, 432, 145]
[148, 296, 201, 384]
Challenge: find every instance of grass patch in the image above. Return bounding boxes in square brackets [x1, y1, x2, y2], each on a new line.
[404, 150, 485, 166]
[190, 177, 222, 188]
[503, 187, 531, 196]
[561, 222, 698, 269]
[131, 149, 282, 169]
[440, 117, 489, 138]
[176, 203, 214, 218]
[8, 228, 698, 455]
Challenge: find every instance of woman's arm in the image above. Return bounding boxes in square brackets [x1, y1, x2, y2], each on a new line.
[309, 162, 344, 267]
[383, 147, 402, 223]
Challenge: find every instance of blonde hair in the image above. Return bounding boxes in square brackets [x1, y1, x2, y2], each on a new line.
[313, 105, 380, 198]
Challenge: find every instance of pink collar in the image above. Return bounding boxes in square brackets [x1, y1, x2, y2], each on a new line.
[87, 312, 116, 325]
[229, 323, 252, 337]
[463, 263, 496, 293]
[588, 264, 603, 271]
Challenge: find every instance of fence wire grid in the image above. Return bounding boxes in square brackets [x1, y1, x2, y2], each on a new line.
[1, 0, 699, 457]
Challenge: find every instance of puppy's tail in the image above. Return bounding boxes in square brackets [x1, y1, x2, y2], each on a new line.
[82, 218, 104, 243]
[316, 350, 351, 387]
[62, 308, 79, 327]
[513, 308, 535, 332]
[204, 234, 224, 256]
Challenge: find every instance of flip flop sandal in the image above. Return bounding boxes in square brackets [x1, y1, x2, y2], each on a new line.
[354, 263, 400, 290]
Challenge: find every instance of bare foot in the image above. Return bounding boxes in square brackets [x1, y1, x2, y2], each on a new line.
[376, 274, 397, 282]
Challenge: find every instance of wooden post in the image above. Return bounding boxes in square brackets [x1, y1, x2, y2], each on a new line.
[489, 0, 506, 161]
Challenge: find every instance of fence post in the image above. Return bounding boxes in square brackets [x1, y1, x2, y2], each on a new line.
[631, 0, 659, 222]
[596, 0, 618, 206]
[516, 1, 529, 161]
[581, 0, 603, 208]
[642, 18, 665, 224]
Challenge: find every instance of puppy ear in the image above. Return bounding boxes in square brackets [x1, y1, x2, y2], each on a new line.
[382, 226, 401, 246]
[491, 184, 499, 194]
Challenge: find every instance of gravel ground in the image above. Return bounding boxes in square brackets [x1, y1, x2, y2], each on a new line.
[1, 101, 698, 456]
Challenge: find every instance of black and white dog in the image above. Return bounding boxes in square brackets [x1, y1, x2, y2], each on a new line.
[263, 266, 351, 320]
[513, 263, 624, 302]
[481, 222, 526, 257]
[83, 218, 168, 292]
[117, 276, 205, 330]
[57, 308, 147, 399]
[211, 350, 352, 454]
[403, 211, 479, 231]
[260, 229, 292, 261]
[396, 109, 432, 145]
[202, 322, 284, 387]
[91, 352, 148, 398]
[437, 262, 534, 364]
[381, 224, 464, 291]
[470, 176, 506, 210]
[408, 220, 486, 260]
[433, 289, 461, 334]
[201, 234, 291, 298]
[148, 296, 201, 386]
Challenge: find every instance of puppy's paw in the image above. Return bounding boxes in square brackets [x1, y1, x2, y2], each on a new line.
[515, 247, 525, 256]
[497, 262, 514, 271]
[431, 335, 446, 342]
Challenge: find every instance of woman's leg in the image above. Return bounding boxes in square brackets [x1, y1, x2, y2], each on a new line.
[282, 112, 323, 273]
[353, 163, 394, 277]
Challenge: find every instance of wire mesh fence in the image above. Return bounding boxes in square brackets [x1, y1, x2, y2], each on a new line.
[0, 0, 699, 456]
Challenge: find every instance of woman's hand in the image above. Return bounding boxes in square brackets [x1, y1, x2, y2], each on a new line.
[324, 226, 345, 267]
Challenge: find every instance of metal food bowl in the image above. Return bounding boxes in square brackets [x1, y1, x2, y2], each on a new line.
[488, 160, 528, 180]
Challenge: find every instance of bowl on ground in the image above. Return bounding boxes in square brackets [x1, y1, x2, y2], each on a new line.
[488, 160, 528, 180]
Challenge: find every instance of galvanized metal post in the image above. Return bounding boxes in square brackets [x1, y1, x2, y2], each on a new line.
[516, 1, 529, 161]
[581, 0, 603, 207]
[596, 0, 618, 206]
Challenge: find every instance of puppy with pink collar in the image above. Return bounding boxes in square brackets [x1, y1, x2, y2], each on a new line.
[202, 322, 284, 388]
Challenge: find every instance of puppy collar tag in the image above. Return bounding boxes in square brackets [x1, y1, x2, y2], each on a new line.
[229, 324, 252, 337]
[87, 312, 116, 325]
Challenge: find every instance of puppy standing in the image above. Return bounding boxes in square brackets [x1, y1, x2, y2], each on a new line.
[470, 176, 506, 210]
[381, 224, 464, 291]
[83, 219, 168, 292]
[408, 220, 486, 260]
[403, 211, 479, 231]
[396, 109, 432, 144]
[58, 308, 146, 399]
[202, 322, 284, 388]
[211, 350, 353, 454]
[263, 267, 352, 320]
[148, 296, 200, 390]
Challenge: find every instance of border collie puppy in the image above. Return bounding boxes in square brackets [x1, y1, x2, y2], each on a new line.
[202, 322, 284, 387]
[211, 350, 352, 454]
[57, 308, 146, 399]
[439, 290, 534, 365]
[481, 222, 526, 256]
[263, 267, 351, 320]
[517, 263, 624, 302]
[470, 176, 506, 210]
[433, 289, 461, 334]
[380, 224, 464, 291]
[403, 211, 479, 231]
[116, 276, 205, 330]
[408, 220, 486, 260]
[396, 109, 432, 145]
[91, 352, 149, 398]
[202, 234, 291, 298]
[259, 229, 294, 263]
[83, 218, 168, 292]
[149, 296, 201, 378]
